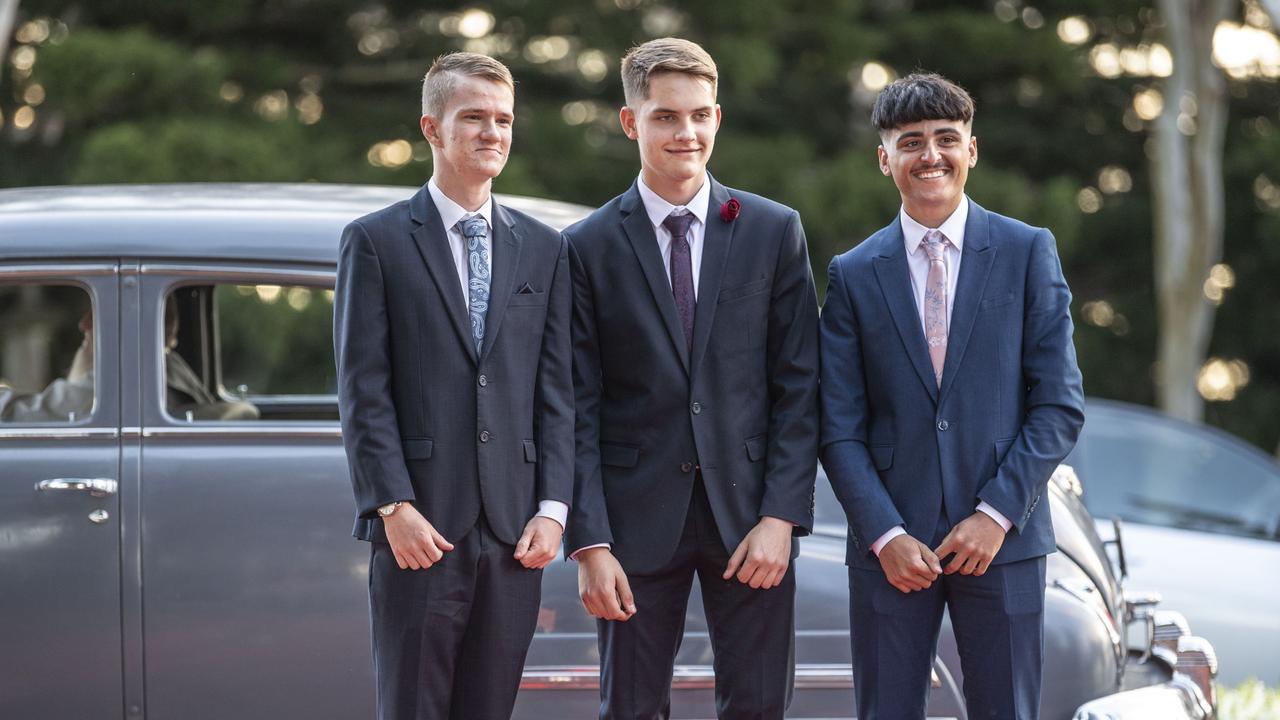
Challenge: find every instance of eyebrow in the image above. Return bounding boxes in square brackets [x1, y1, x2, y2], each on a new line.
[649, 106, 715, 115]
[897, 126, 962, 140]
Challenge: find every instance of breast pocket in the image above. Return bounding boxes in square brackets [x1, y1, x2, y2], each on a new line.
[507, 290, 547, 308]
[715, 278, 770, 351]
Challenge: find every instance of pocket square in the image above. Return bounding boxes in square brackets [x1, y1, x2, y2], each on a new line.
[516, 282, 538, 294]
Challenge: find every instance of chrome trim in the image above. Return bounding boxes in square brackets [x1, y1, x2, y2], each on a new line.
[0, 263, 118, 278]
[141, 425, 342, 440]
[1123, 589, 1161, 662]
[36, 478, 118, 496]
[141, 264, 334, 284]
[519, 663, 870, 691]
[1072, 679, 1210, 719]
[1051, 463, 1084, 497]
[0, 427, 119, 440]
[1174, 635, 1217, 715]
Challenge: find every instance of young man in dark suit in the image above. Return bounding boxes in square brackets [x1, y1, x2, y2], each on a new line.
[565, 37, 820, 720]
[334, 52, 573, 720]
[820, 73, 1085, 719]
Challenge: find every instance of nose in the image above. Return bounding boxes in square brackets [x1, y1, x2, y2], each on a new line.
[480, 118, 500, 139]
[921, 140, 940, 163]
[674, 118, 695, 142]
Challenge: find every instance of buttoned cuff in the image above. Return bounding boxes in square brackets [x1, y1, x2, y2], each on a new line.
[568, 543, 610, 561]
[976, 501, 1013, 532]
[535, 500, 568, 530]
[871, 525, 906, 557]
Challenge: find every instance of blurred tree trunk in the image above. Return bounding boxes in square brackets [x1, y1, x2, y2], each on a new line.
[1151, 0, 1232, 422]
[0, 1, 19, 64]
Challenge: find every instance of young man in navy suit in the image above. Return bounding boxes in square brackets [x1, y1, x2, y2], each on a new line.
[335, 52, 572, 720]
[565, 38, 820, 719]
[820, 73, 1085, 719]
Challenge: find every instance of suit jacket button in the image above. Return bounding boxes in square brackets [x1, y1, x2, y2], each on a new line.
[937, 419, 950, 431]
[479, 430, 490, 443]
[680, 462, 693, 473]
[478, 374, 488, 387]
[690, 402, 702, 415]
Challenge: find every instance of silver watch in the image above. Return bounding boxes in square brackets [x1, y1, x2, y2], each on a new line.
[376, 501, 403, 518]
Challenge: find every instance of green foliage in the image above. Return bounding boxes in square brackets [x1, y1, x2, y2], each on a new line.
[1218, 679, 1280, 720]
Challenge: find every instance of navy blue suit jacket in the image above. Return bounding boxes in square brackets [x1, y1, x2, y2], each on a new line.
[334, 185, 574, 546]
[565, 176, 820, 574]
[819, 199, 1084, 570]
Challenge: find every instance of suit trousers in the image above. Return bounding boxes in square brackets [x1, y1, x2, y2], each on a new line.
[847, 514, 1046, 720]
[597, 478, 796, 720]
[369, 516, 542, 720]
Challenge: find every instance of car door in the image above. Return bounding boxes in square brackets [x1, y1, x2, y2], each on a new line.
[0, 265, 124, 719]
[136, 265, 372, 719]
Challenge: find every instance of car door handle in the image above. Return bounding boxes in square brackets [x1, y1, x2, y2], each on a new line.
[35, 478, 118, 497]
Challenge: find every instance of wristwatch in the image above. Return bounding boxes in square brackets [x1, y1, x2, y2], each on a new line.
[376, 501, 403, 518]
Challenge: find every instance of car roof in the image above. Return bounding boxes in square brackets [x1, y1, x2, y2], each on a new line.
[0, 183, 593, 266]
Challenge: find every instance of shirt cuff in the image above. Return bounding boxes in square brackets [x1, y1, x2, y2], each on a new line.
[535, 500, 568, 530]
[870, 525, 906, 557]
[976, 501, 1013, 532]
[568, 543, 610, 561]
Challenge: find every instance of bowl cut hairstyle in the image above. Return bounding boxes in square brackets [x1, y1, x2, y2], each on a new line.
[871, 72, 975, 133]
[421, 52, 515, 118]
[620, 37, 718, 108]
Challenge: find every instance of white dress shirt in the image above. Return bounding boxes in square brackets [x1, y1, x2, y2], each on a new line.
[870, 198, 1012, 557]
[636, 174, 710, 298]
[425, 177, 568, 530]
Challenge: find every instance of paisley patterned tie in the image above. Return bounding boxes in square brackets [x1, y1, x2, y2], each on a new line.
[458, 216, 490, 354]
[922, 229, 949, 387]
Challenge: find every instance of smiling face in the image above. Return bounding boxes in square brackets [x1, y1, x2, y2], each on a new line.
[878, 119, 977, 228]
[620, 71, 720, 204]
[420, 74, 513, 192]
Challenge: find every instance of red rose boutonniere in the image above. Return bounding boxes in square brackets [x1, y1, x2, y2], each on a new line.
[720, 198, 741, 223]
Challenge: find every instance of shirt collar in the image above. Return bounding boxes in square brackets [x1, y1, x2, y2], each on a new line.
[428, 177, 493, 235]
[902, 197, 969, 256]
[636, 174, 710, 232]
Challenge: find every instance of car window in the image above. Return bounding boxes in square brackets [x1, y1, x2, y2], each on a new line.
[1069, 403, 1280, 541]
[0, 283, 96, 424]
[161, 283, 337, 422]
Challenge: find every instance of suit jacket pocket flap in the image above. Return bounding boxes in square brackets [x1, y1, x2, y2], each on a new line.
[507, 290, 547, 307]
[402, 438, 434, 460]
[600, 442, 640, 468]
[995, 437, 1016, 464]
[745, 434, 768, 462]
[870, 444, 894, 470]
[718, 277, 770, 303]
[980, 289, 1016, 309]
[523, 439, 538, 463]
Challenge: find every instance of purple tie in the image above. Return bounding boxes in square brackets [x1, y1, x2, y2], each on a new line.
[663, 211, 696, 349]
[922, 229, 949, 387]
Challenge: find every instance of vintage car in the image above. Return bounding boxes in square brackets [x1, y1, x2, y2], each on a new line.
[0, 184, 1217, 719]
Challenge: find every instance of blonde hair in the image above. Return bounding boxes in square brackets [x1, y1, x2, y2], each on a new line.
[421, 52, 514, 117]
[620, 38, 717, 107]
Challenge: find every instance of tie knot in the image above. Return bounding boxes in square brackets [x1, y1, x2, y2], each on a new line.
[663, 211, 695, 239]
[922, 230, 948, 261]
[458, 215, 488, 240]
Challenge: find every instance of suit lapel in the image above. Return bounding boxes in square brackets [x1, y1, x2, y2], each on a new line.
[479, 204, 522, 360]
[872, 223, 939, 403]
[938, 199, 995, 400]
[408, 185, 477, 365]
[690, 177, 733, 375]
[620, 183, 690, 373]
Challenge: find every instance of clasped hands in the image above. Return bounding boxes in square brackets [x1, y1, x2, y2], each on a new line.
[383, 503, 562, 571]
[878, 511, 1005, 594]
[577, 516, 793, 622]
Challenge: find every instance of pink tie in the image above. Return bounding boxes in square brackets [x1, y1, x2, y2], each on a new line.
[922, 230, 948, 387]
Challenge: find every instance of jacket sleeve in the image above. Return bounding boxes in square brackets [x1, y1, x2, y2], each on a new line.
[819, 253, 906, 549]
[757, 211, 821, 535]
[334, 219, 414, 518]
[534, 235, 575, 508]
[977, 229, 1085, 531]
[564, 233, 615, 553]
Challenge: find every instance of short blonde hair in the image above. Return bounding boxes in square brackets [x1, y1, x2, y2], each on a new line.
[620, 38, 718, 107]
[421, 52, 514, 117]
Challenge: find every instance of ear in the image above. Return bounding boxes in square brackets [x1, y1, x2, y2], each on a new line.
[968, 135, 978, 168]
[714, 104, 722, 130]
[420, 115, 443, 148]
[619, 105, 638, 140]
[877, 146, 891, 176]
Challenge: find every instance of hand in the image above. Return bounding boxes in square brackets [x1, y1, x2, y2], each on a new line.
[934, 511, 1006, 576]
[514, 516, 562, 569]
[67, 327, 94, 382]
[878, 534, 942, 593]
[723, 516, 793, 589]
[576, 547, 636, 622]
[382, 503, 454, 570]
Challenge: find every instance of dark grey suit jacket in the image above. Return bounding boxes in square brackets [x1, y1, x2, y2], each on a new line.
[335, 184, 573, 546]
[565, 176, 820, 574]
